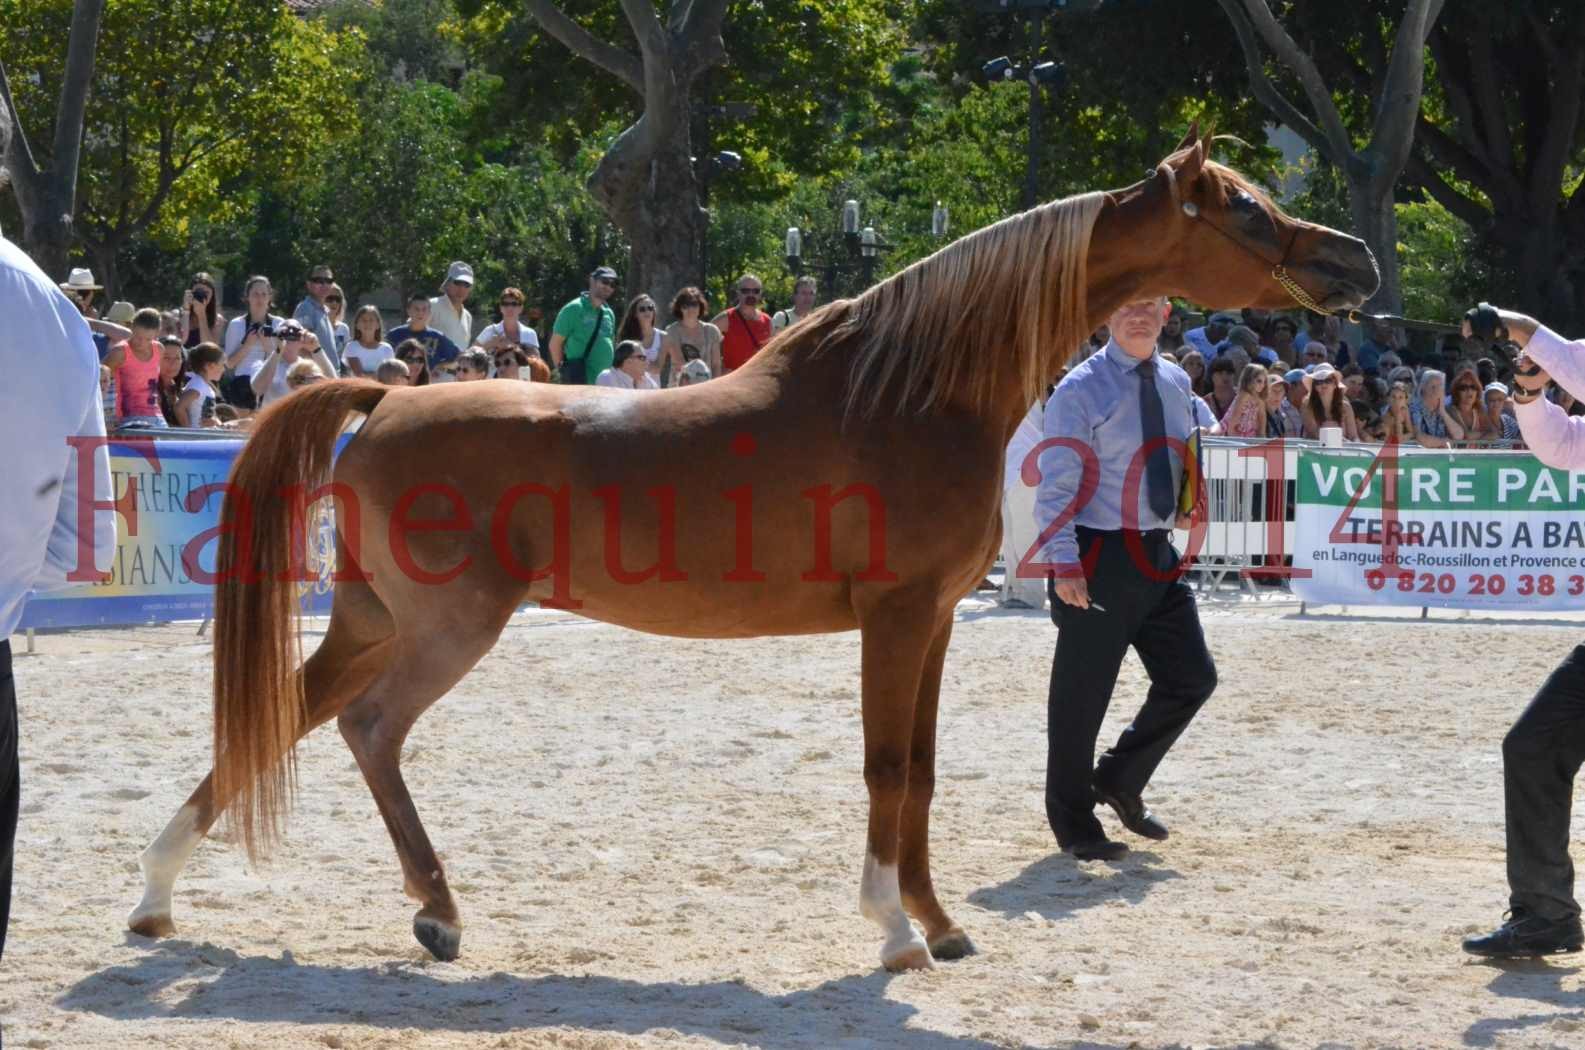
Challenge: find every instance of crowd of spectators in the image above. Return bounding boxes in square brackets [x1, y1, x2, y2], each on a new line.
[63, 260, 813, 431]
[1142, 305, 1546, 448]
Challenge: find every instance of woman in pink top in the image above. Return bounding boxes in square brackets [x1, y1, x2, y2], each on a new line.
[103, 307, 167, 427]
[1217, 363, 1269, 437]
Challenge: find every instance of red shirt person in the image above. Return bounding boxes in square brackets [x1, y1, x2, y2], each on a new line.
[712, 273, 773, 374]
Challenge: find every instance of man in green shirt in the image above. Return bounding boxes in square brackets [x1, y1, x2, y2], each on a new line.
[549, 266, 618, 384]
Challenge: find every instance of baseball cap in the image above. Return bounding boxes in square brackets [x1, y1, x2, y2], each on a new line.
[590, 266, 619, 282]
[1282, 368, 1307, 385]
[308, 264, 334, 281]
[444, 261, 474, 285]
[1210, 311, 1241, 325]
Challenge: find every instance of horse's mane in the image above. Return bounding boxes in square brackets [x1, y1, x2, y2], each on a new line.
[789, 191, 1106, 421]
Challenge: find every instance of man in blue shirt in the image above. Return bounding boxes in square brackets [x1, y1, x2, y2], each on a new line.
[1034, 295, 1218, 860]
[294, 264, 344, 376]
[387, 293, 463, 378]
[0, 101, 117, 971]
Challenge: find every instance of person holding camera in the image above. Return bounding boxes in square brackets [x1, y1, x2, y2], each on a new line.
[180, 273, 223, 350]
[222, 276, 286, 406]
[1457, 303, 1585, 959]
[247, 320, 335, 408]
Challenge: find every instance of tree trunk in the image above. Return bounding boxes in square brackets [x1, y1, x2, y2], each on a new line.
[619, 139, 707, 303]
[9, 174, 77, 280]
[587, 95, 707, 305]
[1348, 180, 1402, 316]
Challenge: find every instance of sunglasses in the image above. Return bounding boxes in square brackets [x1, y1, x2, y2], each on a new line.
[324, 296, 343, 305]
[738, 287, 762, 295]
[636, 305, 655, 313]
[500, 300, 523, 307]
[595, 278, 615, 287]
[309, 277, 333, 285]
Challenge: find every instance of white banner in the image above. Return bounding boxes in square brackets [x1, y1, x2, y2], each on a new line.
[1290, 447, 1585, 610]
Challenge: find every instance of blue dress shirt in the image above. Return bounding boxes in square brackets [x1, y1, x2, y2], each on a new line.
[1034, 341, 1208, 567]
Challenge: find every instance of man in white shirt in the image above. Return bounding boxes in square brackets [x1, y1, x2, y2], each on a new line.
[0, 102, 117, 967]
[772, 276, 817, 332]
[429, 261, 475, 351]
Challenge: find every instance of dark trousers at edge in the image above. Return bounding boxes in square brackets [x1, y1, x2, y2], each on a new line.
[1, 639, 16, 965]
[1045, 528, 1216, 846]
[1503, 643, 1585, 920]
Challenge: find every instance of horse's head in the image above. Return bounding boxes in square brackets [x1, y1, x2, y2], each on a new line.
[1109, 126, 1379, 315]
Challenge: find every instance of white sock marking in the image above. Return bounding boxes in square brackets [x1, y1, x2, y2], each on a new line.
[860, 853, 928, 966]
[129, 803, 203, 926]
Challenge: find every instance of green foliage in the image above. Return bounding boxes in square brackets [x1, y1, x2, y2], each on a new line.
[0, 0, 359, 289]
[1396, 196, 1488, 324]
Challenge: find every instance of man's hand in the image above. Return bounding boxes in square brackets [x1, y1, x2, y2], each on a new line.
[1053, 576, 1091, 609]
[1462, 304, 1539, 349]
[1513, 352, 1551, 394]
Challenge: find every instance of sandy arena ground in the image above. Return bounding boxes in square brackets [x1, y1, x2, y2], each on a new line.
[3, 596, 1584, 1049]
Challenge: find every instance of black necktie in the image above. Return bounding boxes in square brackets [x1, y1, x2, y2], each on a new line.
[1136, 359, 1176, 522]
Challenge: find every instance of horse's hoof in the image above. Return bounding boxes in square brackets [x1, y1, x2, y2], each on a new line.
[127, 909, 176, 939]
[881, 933, 935, 973]
[413, 915, 462, 961]
[928, 927, 976, 961]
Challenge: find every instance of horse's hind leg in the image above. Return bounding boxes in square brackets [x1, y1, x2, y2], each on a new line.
[899, 618, 974, 960]
[336, 602, 516, 962]
[128, 579, 394, 938]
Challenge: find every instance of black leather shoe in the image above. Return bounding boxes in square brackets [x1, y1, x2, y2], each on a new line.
[1065, 835, 1128, 861]
[1094, 786, 1170, 841]
[1462, 909, 1584, 958]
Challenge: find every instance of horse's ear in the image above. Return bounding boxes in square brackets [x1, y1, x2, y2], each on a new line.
[1174, 121, 1200, 153]
[1178, 135, 1207, 186]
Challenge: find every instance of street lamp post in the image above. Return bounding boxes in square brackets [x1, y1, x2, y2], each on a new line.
[784, 199, 949, 298]
[973, 0, 1101, 209]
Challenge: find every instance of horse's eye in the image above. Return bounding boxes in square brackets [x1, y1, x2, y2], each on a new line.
[1232, 190, 1258, 211]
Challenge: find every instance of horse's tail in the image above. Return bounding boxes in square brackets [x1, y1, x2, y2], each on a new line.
[212, 380, 389, 864]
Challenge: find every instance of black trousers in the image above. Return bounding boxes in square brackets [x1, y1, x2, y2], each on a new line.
[1045, 528, 1217, 846]
[0, 639, 15, 963]
[1503, 643, 1585, 921]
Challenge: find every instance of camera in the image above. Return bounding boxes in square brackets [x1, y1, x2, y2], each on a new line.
[192, 286, 209, 304]
[262, 320, 305, 341]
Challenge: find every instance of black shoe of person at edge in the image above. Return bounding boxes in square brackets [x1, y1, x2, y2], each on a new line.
[1462, 909, 1584, 958]
[1064, 834, 1129, 861]
[1093, 785, 1171, 842]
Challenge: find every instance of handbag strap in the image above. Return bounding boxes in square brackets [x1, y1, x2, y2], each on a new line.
[735, 306, 764, 352]
[576, 307, 605, 359]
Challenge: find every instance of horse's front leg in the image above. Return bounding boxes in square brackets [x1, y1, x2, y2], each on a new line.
[899, 617, 975, 960]
[856, 597, 938, 972]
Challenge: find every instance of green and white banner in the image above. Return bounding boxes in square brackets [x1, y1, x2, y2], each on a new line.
[1291, 447, 1585, 610]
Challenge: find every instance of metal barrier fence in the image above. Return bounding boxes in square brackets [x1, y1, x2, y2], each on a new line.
[1182, 435, 1527, 594]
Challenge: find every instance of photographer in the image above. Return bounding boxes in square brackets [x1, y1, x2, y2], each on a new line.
[180, 272, 223, 350]
[222, 276, 286, 408]
[1457, 304, 1585, 960]
[247, 320, 335, 408]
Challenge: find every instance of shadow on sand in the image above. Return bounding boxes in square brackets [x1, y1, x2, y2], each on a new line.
[61, 937, 1153, 1050]
[1462, 957, 1584, 1047]
[966, 851, 1182, 923]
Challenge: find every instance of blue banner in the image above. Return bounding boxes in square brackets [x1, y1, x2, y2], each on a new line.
[19, 437, 336, 629]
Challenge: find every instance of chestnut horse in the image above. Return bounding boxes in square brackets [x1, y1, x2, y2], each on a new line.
[128, 130, 1377, 971]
